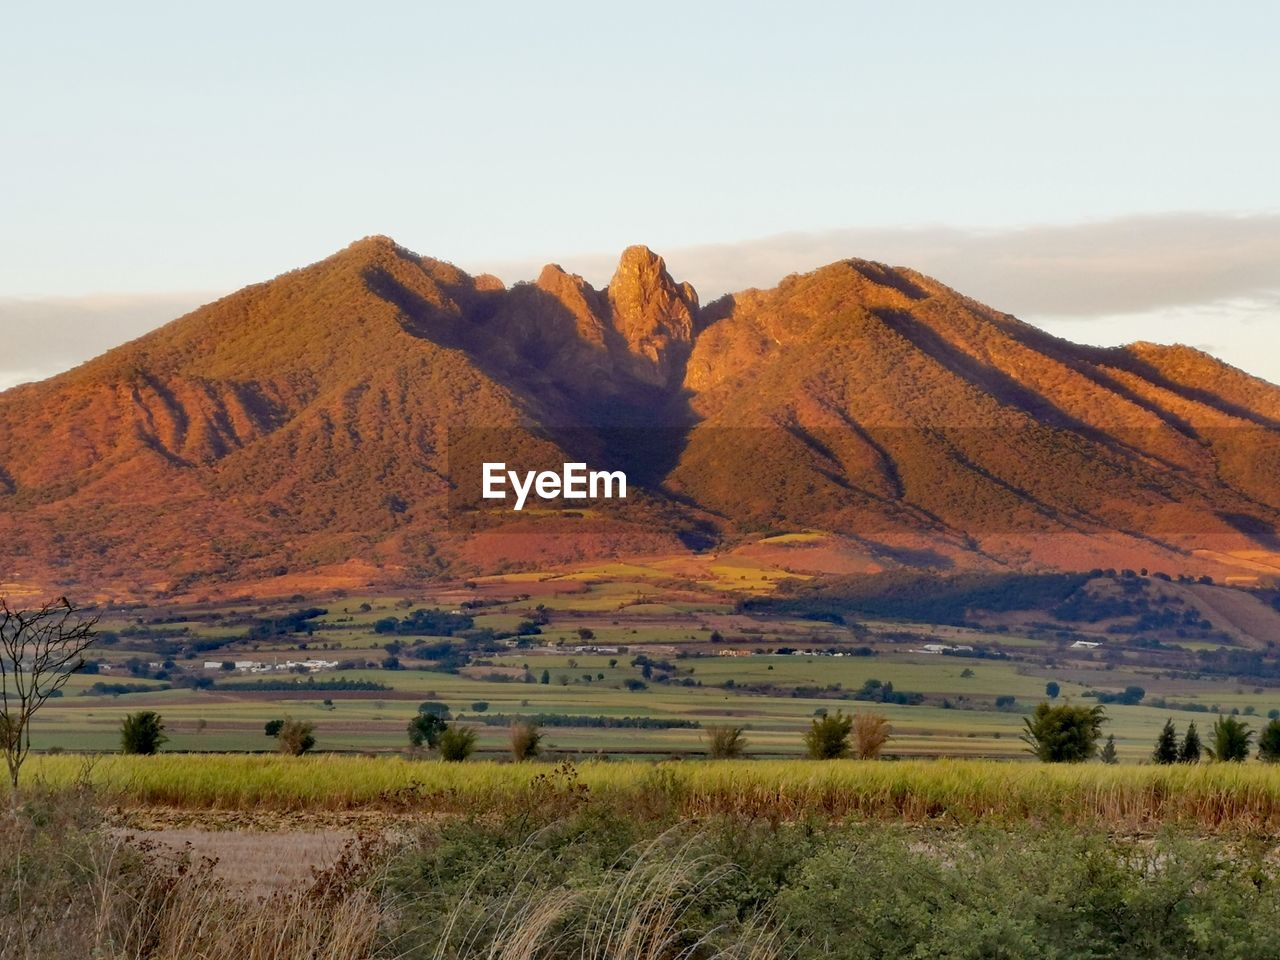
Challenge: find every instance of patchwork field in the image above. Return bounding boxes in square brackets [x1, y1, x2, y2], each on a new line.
[24, 565, 1280, 764]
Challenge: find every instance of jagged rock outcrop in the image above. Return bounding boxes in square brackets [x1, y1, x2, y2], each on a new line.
[605, 245, 700, 388]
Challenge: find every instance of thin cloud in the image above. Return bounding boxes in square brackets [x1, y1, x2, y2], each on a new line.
[475, 212, 1280, 317]
[0, 292, 212, 390]
[5, 214, 1279, 389]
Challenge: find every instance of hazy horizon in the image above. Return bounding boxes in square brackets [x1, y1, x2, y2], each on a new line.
[4, 212, 1280, 389]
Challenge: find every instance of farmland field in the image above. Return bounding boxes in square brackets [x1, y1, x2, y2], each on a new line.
[26, 566, 1280, 763]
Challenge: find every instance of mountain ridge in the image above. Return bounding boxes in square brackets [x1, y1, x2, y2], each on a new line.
[3, 236, 1280, 600]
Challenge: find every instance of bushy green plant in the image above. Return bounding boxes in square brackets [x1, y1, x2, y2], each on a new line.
[1021, 702, 1106, 762]
[120, 711, 167, 755]
[1209, 715, 1252, 762]
[438, 725, 477, 762]
[805, 710, 853, 759]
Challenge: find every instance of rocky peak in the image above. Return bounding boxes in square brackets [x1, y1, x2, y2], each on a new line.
[524, 263, 610, 348]
[605, 246, 700, 387]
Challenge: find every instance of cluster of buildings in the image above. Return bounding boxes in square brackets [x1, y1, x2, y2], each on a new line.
[201, 658, 338, 673]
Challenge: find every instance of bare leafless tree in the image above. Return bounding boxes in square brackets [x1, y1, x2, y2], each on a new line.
[0, 597, 97, 804]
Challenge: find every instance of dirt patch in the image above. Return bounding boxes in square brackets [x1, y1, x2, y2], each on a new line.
[116, 827, 360, 896]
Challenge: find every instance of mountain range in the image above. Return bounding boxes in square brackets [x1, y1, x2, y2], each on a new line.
[3, 235, 1280, 600]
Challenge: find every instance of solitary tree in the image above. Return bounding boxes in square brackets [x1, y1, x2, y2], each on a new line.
[1179, 722, 1202, 763]
[852, 712, 892, 760]
[1257, 718, 1280, 762]
[705, 724, 748, 759]
[1208, 715, 1252, 762]
[120, 711, 168, 755]
[1, 597, 97, 801]
[264, 718, 284, 737]
[276, 717, 316, 756]
[804, 710, 854, 759]
[1099, 734, 1119, 764]
[1045, 681, 1060, 699]
[1021, 702, 1106, 763]
[1152, 719, 1179, 764]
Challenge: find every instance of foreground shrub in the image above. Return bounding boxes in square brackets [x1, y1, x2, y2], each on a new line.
[773, 825, 1280, 960]
[383, 811, 1280, 960]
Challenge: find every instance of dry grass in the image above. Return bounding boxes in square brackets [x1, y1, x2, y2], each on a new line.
[117, 828, 356, 897]
[422, 831, 779, 960]
[1, 788, 382, 960]
[118, 873, 380, 960]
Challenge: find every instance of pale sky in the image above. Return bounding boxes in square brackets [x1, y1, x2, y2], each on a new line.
[2, 2, 1278, 385]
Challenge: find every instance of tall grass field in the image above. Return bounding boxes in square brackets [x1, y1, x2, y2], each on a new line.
[18, 754, 1280, 829]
